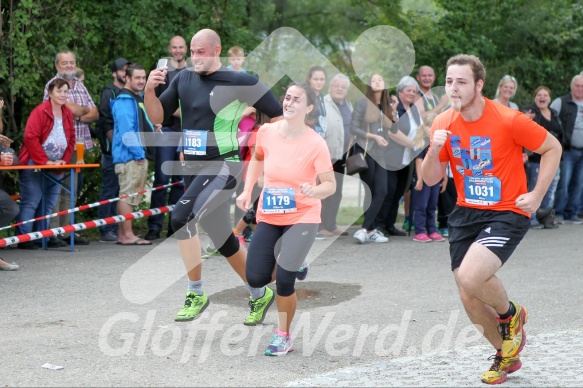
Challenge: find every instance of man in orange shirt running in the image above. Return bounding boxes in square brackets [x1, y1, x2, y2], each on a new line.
[422, 54, 561, 384]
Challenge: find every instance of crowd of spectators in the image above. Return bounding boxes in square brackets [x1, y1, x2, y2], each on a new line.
[1, 36, 582, 271]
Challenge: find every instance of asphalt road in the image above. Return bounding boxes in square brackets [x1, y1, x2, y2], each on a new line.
[1, 220, 582, 387]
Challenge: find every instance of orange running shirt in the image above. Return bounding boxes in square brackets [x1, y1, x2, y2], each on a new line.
[255, 122, 333, 225]
[430, 99, 548, 217]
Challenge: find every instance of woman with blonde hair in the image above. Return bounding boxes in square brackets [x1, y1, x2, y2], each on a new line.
[413, 111, 435, 150]
[493, 75, 519, 110]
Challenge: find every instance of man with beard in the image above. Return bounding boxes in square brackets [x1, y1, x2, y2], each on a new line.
[417, 66, 440, 111]
[95, 57, 129, 242]
[422, 54, 561, 384]
[416, 65, 449, 115]
[43, 50, 98, 246]
[145, 29, 282, 324]
[44, 51, 98, 148]
[145, 36, 188, 241]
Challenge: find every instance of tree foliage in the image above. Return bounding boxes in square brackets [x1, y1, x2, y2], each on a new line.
[0, 0, 274, 133]
[0, 0, 274, 200]
[419, 0, 582, 102]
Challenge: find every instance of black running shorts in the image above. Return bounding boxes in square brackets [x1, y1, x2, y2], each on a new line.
[448, 206, 530, 271]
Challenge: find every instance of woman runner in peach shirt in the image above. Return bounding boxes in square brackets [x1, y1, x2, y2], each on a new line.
[237, 82, 335, 356]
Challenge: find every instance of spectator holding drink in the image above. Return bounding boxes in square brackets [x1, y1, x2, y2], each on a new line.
[16, 78, 75, 249]
[44, 50, 97, 246]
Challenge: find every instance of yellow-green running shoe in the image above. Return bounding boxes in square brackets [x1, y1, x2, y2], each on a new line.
[244, 287, 274, 326]
[174, 291, 209, 322]
[202, 245, 223, 259]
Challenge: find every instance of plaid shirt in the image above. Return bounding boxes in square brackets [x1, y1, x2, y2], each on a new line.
[44, 74, 95, 149]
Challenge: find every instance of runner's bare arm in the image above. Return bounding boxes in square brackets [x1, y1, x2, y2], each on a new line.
[531, 132, 562, 197]
[236, 151, 264, 211]
[300, 170, 335, 200]
[144, 68, 166, 124]
[515, 132, 561, 213]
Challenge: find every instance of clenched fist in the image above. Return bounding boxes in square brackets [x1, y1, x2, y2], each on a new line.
[431, 129, 452, 151]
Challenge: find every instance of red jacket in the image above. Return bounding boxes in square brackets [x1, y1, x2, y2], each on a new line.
[19, 100, 75, 165]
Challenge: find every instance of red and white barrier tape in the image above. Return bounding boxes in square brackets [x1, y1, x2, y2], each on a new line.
[0, 205, 174, 247]
[1, 181, 182, 231]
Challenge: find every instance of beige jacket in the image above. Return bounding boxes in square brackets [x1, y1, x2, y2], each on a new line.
[324, 94, 352, 162]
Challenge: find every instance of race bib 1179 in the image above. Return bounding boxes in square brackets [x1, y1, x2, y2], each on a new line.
[262, 187, 297, 214]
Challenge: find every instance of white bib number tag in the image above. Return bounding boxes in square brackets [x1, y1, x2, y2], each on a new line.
[183, 130, 207, 155]
[464, 176, 501, 205]
[262, 187, 297, 214]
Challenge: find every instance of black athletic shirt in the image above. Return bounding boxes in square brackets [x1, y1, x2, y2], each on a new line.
[159, 66, 282, 161]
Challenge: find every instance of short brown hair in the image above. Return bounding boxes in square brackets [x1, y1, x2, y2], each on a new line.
[228, 46, 244, 57]
[125, 63, 145, 79]
[48, 78, 70, 94]
[446, 54, 486, 84]
[534, 86, 551, 98]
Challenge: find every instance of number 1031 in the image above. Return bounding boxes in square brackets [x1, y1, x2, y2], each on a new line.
[468, 185, 494, 197]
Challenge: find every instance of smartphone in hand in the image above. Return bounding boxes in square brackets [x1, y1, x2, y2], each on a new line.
[157, 58, 168, 69]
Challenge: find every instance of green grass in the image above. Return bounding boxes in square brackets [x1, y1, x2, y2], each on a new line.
[337, 206, 365, 227]
[336, 204, 408, 228]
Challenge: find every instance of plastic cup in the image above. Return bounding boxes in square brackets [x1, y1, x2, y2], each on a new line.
[76, 141, 85, 164]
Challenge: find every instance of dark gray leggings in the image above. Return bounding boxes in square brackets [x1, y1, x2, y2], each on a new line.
[246, 222, 318, 297]
[171, 161, 242, 258]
